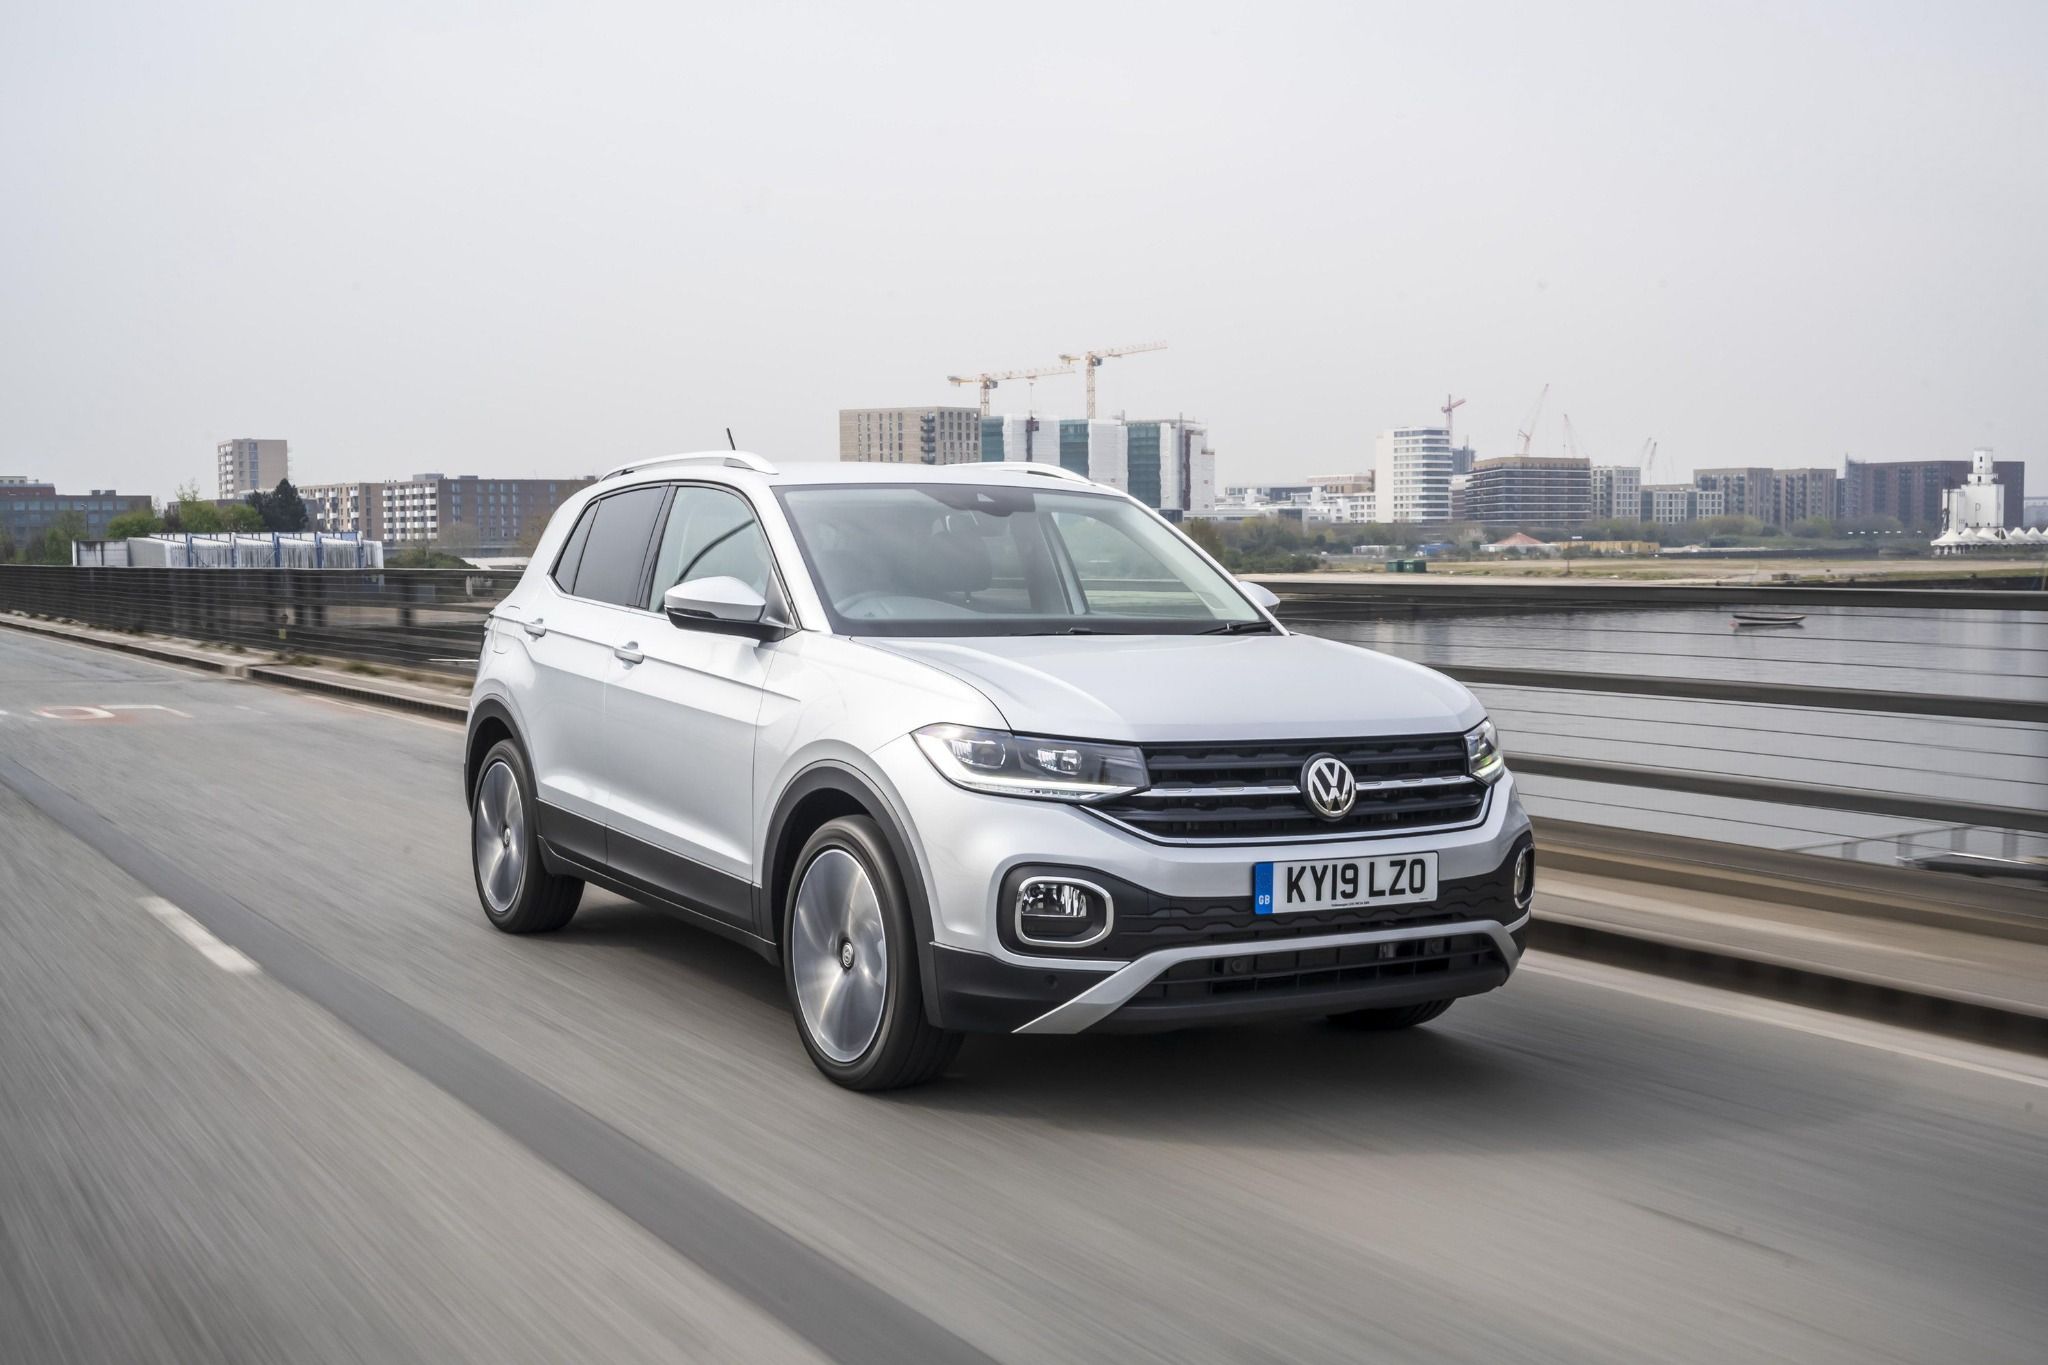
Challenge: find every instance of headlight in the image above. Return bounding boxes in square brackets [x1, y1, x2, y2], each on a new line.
[913, 724, 1148, 802]
[1465, 718, 1505, 785]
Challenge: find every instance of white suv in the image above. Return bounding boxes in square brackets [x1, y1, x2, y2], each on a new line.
[466, 453, 1533, 1089]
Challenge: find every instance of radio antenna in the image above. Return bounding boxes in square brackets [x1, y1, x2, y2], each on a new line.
[725, 427, 737, 451]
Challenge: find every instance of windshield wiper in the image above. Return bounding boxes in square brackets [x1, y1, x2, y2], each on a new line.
[1200, 620, 1276, 634]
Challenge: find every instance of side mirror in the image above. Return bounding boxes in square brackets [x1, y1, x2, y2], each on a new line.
[662, 577, 785, 640]
[1239, 580, 1281, 611]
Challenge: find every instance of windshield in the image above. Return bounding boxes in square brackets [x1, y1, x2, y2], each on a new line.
[776, 483, 1268, 637]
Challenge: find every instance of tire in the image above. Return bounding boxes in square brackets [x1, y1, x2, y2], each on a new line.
[1326, 998, 1455, 1031]
[471, 739, 582, 934]
[783, 816, 960, 1091]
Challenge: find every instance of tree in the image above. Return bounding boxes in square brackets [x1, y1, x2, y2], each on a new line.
[107, 510, 163, 539]
[434, 519, 481, 559]
[249, 478, 310, 532]
[0, 530, 15, 563]
[267, 479, 309, 533]
[40, 510, 88, 563]
[513, 512, 553, 557]
[170, 482, 225, 534]
[223, 503, 265, 533]
[1183, 517, 1226, 558]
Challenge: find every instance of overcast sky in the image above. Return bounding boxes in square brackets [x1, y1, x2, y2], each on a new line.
[3, 1, 2041, 500]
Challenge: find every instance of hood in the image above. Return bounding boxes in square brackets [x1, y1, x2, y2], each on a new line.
[860, 633, 1484, 743]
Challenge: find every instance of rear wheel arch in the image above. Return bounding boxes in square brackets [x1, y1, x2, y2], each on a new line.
[763, 762, 943, 1022]
[465, 698, 522, 801]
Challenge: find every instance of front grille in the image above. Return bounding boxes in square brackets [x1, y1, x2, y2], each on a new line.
[1125, 932, 1503, 1008]
[1091, 734, 1487, 843]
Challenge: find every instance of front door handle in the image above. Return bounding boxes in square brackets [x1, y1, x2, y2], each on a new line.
[614, 642, 644, 665]
[522, 617, 547, 638]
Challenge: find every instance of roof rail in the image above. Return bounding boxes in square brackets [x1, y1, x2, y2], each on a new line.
[1016, 464, 1092, 484]
[601, 451, 778, 480]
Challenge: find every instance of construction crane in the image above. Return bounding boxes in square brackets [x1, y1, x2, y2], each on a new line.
[1057, 341, 1167, 418]
[1440, 394, 1466, 446]
[1515, 383, 1550, 458]
[1639, 437, 1659, 483]
[947, 363, 1075, 418]
[1561, 413, 1586, 460]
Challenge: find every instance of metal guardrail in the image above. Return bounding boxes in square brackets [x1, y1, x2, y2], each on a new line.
[1422, 663, 2046, 725]
[1260, 576, 2048, 614]
[1513, 755, 2048, 836]
[3, 564, 2041, 843]
[0, 566, 518, 675]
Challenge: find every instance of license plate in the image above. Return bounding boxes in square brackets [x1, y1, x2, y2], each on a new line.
[1254, 853, 1437, 914]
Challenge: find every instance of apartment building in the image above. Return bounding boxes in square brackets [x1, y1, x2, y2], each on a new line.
[301, 474, 593, 550]
[979, 415, 1215, 514]
[217, 438, 289, 499]
[1844, 456, 2025, 531]
[839, 407, 981, 464]
[1464, 456, 1592, 528]
[1589, 465, 1641, 522]
[1372, 426, 1454, 523]
[1641, 484, 1726, 525]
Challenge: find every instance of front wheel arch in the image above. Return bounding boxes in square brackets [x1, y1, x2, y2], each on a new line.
[762, 762, 944, 1026]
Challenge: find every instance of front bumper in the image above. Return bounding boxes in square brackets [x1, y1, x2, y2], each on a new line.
[918, 824, 1533, 1034]
[871, 733, 1534, 1035]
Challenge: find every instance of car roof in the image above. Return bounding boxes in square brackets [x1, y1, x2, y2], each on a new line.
[592, 452, 1112, 494]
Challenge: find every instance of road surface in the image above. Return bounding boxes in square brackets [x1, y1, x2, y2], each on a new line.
[1, 627, 2043, 1364]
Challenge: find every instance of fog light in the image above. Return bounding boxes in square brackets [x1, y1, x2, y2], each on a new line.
[1513, 845, 1535, 911]
[1013, 877, 1113, 948]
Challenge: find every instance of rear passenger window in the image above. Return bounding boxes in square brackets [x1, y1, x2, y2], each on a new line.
[563, 487, 666, 606]
[550, 503, 596, 594]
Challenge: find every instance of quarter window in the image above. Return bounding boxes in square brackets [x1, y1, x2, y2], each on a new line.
[550, 502, 596, 593]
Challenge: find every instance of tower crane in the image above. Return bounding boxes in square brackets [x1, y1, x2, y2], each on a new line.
[1441, 394, 1466, 446]
[947, 363, 1075, 418]
[1638, 437, 1659, 483]
[1057, 341, 1167, 418]
[1515, 383, 1550, 458]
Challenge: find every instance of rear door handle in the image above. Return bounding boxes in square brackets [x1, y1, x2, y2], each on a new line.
[614, 642, 644, 665]
[522, 617, 547, 638]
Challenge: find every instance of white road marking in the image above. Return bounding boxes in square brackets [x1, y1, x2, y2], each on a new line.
[35, 704, 116, 720]
[1521, 953, 2048, 1093]
[106, 703, 192, 718]
[139, 897, 260, 975]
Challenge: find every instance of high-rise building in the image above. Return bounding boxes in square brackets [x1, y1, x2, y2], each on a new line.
[217, 438, 289, 499]
[1372, 426, 1453, 523]
[980, 415, 1212, 513]
[1589, 465, 1642, 522]
[1465, 457, 1592, 528]
[1844, 456, 2025, 531]
[838, 407, 981, 464]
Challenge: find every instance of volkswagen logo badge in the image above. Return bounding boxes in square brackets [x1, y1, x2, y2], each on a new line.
[1301, 753, 1357, 821]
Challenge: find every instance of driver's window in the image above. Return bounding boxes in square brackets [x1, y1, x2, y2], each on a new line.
[646, 486, 774, 611]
